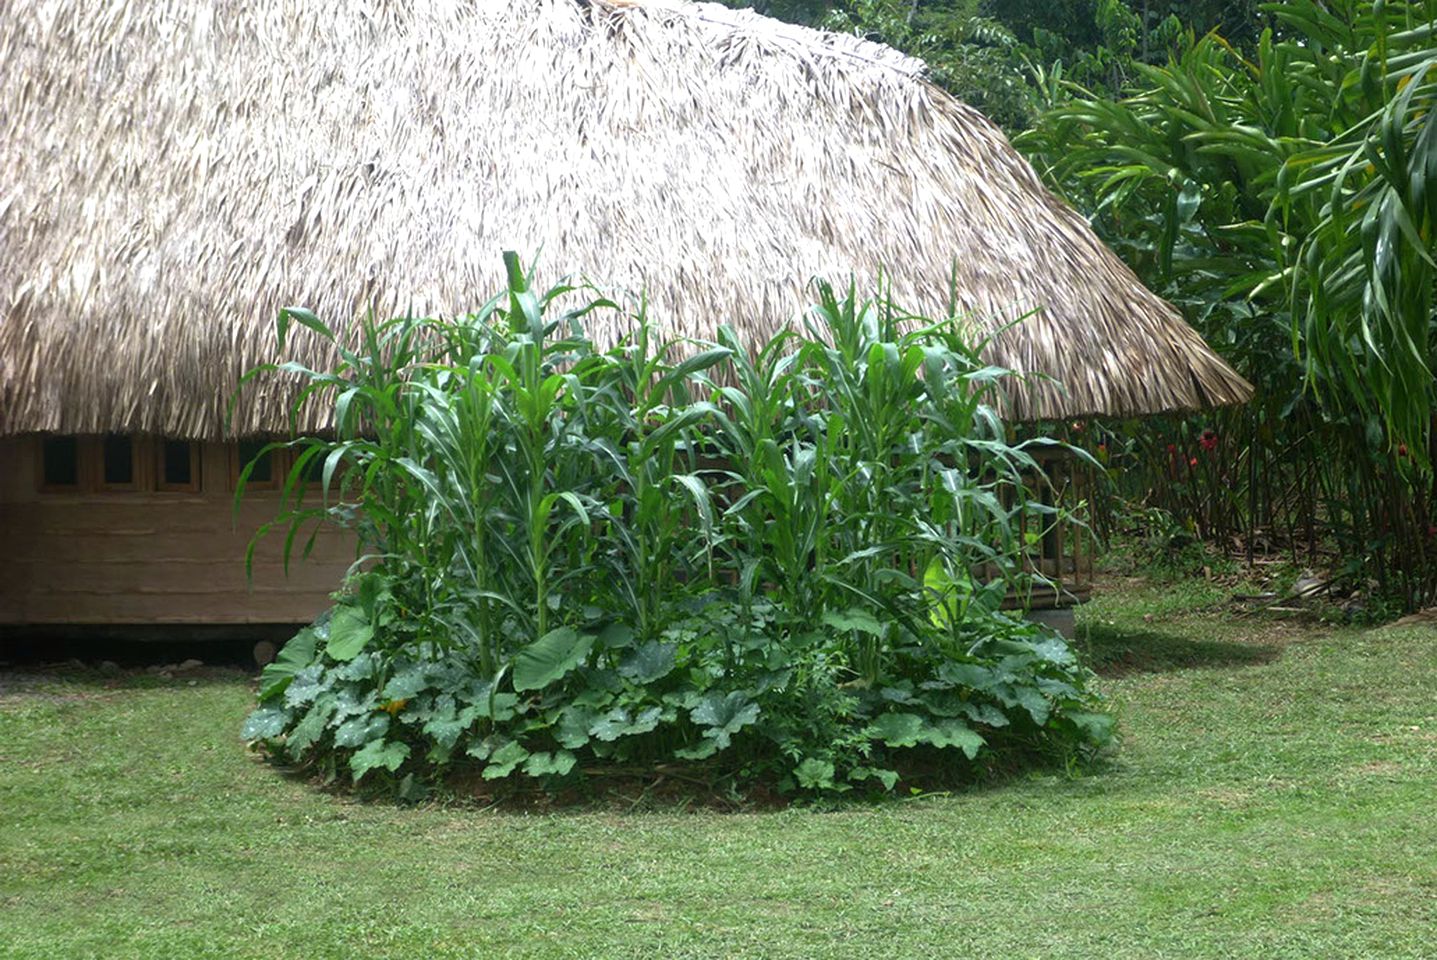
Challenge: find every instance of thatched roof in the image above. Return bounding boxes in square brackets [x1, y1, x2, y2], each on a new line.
[0, 0, 1251, 439]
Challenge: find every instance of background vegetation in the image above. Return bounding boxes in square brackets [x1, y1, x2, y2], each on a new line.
[736, 0, 1437, 611]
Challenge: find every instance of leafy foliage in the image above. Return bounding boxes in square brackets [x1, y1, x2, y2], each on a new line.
[1020, 0, 1437, 607]
[239, 256, 1110, 796]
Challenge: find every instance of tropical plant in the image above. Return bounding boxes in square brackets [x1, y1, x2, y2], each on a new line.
[1018, 0, 1437, 606]
[237, 255, 1111, 797]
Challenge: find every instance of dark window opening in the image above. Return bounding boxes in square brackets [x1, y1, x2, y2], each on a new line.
[237, 440, 273, 485]
[41, 436, 79, 488]
[160, 440, 197, 488]
[102, 435, 134, 486]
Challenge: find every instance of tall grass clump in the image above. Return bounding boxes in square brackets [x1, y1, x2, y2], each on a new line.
[238, 254, 1111, 797]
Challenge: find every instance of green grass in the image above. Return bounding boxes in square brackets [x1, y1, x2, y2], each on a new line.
[3, 580, 1434, 959]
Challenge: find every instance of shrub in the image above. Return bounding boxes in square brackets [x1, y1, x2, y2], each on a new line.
[239, 255, 1112, 797]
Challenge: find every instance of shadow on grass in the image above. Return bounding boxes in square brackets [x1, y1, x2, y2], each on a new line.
[1075, 624, 1280, 676]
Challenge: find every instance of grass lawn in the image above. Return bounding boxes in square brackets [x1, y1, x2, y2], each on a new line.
[2, 578, 1434, 959]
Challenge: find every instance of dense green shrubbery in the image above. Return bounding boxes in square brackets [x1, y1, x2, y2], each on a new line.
[239, 255, 1111, 797]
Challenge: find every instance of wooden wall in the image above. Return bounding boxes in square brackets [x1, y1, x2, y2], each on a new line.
[0, 437, 355, 625]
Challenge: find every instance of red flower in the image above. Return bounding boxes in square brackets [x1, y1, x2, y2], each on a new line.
[1166, 443, 1177, 455]
[1189, 457, 1198, 467]
[1428, 525, 1437, 539]
[1398, 443, 1410, 458]
[1199, 429, 1218, 452]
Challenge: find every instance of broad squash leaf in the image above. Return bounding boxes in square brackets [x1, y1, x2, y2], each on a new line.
[618, 641, 677, 684]
[240, 706, 292, 741]
[589, 706, 663, 742]
[333, 712, 389, 749]
[865, 712, 924, 747]
[523, 750, 577, 777]
[350, 739, 409, 781]
[257, 627, 318, 701]
[920, 718, 985, 759]
[482, 739, 530, 780]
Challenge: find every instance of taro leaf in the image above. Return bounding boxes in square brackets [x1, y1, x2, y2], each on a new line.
[556, 705, 599, 749]
[618, 641, 677, 684]
[589, 706, 663, 742]
[282, 664, 326, 709]
[920, 718, 985, 759]
[794, 757, 836, 790]
[382, 663, 431, 701]
[333, 712, 389, 749]
[523, 750, 577, 778]
[865, 712, 924, 748]
[240, 706, 292, 741]
[350, 739, 409, 781]
[849, 766, 900, 791]
[1065, 710, 1115, 745]
[326, 605, 374, 662]
[481, 740, 529, 780]
[512, 627, 594, 692]
[257, 627, 319, 701]
[598, 622, 635, 651]
[822, 607, 885, 636]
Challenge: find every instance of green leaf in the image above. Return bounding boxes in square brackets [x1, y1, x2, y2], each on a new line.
[822, 608, 885, 636]
[589, 706, 663, 742]
[618, 641, 677, 684]
[326, 606, 374, 662]
[848, 766, 900, 790]
[350, 739, 409, 781]
[481, 740, 530, 780]
[282, 665, 325, 708]
[257, 626, 319, 701]
[285, 699, 335, 758]
[240, 706, 291, 741]
[866, 712, 924, 747]
[794, 757, 836, 790]
[333, 713, 389, 749]
[920, 718, 985, 759]
[522, 750, 577, 778]
[381, 663, 431, 701]
[512, 627, 594, 692]
[1065, 710, 1116, 745]
[690, 692, 760, 739]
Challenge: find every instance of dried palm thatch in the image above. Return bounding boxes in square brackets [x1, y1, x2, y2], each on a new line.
[0, 0, 1251, 439]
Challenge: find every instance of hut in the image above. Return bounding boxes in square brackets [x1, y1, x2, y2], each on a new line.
[0, 0, 1251, 636]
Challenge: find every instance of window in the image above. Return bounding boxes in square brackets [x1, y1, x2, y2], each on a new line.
[157, 439, 201, 492]
[232, 440, 279, 491]
[40, 436, 80, 490]
[99, 434, 138, 490]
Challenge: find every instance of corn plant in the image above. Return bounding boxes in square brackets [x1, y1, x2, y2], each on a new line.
[239, 255, 1110, 796]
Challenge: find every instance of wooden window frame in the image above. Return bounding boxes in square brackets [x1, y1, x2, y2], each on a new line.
[230, 441, 284, 492]
[155, 439, 203, 494]
[94, 434, 145, 493]
[35, 435, 85, 494]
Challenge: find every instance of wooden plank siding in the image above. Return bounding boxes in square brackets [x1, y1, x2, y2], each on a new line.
[0, 437, 355, 625]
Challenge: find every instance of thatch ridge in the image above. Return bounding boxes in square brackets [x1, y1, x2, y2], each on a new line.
[0, 0, 1252, 439]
